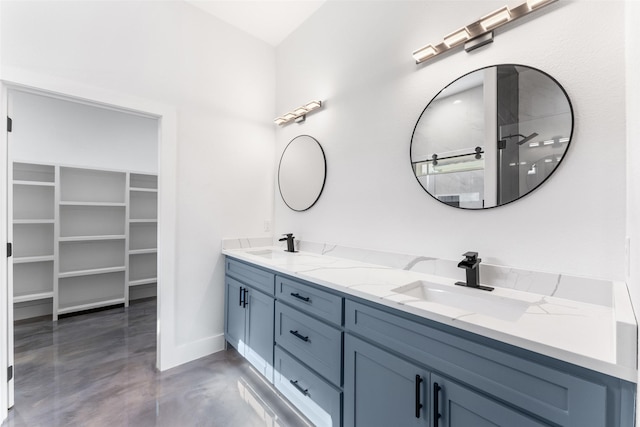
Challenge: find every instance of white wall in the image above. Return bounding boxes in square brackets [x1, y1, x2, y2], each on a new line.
[625, 0, 640, 418]
[275, 1, 627, 281]
[1, 0, 276, 369]
[10, 90, 158, 173]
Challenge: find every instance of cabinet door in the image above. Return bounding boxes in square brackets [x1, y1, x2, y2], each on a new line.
[225, 277, 246, 352]
[431, 374, 547, 427]
[245, 288, 275, 381]
[344, 335, 429, 427]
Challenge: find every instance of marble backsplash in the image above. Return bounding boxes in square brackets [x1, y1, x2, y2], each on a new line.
[222, 236, 614, 307]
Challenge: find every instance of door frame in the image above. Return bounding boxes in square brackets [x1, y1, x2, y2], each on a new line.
[0, 72, 178, 422]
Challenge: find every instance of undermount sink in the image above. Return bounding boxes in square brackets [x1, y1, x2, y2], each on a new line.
[246, 249, 281, 258]
[390, 280, 531, 322]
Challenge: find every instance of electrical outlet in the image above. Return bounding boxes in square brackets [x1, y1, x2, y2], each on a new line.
[264, 220, 271, 232]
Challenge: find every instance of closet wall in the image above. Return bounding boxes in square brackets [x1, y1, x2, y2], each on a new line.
[10, 90, 158, 320]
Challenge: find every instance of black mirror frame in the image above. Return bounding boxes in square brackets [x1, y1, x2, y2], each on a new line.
[409, 63, 574, 210]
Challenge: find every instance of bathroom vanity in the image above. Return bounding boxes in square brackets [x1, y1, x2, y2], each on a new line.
[223, 245, 636, 427]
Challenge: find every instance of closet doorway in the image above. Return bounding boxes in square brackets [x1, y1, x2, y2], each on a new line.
[5, 88, 160, 409]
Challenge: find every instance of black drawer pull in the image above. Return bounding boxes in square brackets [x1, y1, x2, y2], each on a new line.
[290, 292, 311, 303]
[243, 288, 249, 308]
[239, 286, 244, 307]
[290, 380, 309, 396]
[289, 330, 309, 342]
[415, 375, 423, 418]
[433, 382, 442, 427]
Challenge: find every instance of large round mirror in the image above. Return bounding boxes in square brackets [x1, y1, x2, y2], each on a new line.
[410, 64, 573, 209]
[278, 135, 327, 211]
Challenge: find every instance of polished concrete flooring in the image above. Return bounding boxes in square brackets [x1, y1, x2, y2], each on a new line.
[4, 299, 311, 427]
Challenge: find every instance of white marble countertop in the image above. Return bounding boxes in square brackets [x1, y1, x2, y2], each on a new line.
[222, 246, 637, 382]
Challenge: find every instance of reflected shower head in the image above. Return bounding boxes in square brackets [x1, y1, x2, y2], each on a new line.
[517, 132, 539, 145]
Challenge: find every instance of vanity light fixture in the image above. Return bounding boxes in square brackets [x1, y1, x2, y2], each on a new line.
[412, 44, 438, 63]
[479, 6, 511, 31]
[444, 27, 471, 48]
[412, 0, 557, 64]
[527, 0, 555, 10]
[274, 100, 323, 126]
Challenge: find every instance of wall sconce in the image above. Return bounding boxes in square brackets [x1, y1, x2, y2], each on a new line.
[274, 100, 323, 126]
[412, 0, 556, 64]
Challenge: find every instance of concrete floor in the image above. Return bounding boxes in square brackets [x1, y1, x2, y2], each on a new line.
[3, 299, 311, 427]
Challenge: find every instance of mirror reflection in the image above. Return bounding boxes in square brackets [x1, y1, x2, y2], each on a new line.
[410, 64, 573, 209]
[278, 135, 326, 212]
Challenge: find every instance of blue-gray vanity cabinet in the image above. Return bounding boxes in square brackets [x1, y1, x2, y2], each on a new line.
[276, 275, 343, 326]
[344, 300, 624, 427]
[224, 259, 275, 381]
[274, 345, 342, 427]
[344, 335, 545, 427]
[344, 334, 430, 426]
[275, 300, 342, 386]
[430, 374, 547, 427]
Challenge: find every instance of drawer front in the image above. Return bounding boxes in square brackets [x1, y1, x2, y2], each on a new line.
[225, 257, 275, 295]
[276, 275, 343, 325]
[274, 346, 342, 427]
[275, 301, 342, 386]
[346, 300, 607, 427]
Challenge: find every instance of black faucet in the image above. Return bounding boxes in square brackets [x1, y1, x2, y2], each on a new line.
[455, 252, 494, 291]
[279, 233, 297, 253]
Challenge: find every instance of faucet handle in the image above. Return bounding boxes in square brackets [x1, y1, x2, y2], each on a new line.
[462, 251, 478, 261]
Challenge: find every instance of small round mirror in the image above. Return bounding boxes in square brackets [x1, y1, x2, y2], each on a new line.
[278, 135, 327, 211]
[410, 64, 573, 209]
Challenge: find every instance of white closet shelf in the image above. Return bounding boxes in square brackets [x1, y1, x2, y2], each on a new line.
[129, 277, 157, 287]
[13, 255, 54, 264]
[129, 248, 158, 255]
[14, 291, 54, 304]
[57, 297, 125, 315]
[13, 180, 55, 187]
[130, 187, 158, 193]
[59, 235, 126, 242]
[58, 266, 126, 279]
[129, 219, 158, 223]
[59, 201, 126, 207]
[13, 219, 55, 224]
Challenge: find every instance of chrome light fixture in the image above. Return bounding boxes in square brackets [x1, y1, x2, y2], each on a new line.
[412, 0, 557, 64]
[274, 100, 323, 126]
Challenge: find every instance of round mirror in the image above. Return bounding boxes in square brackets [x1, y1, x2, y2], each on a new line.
[278, 135, 327, 211]
[410, 64, 573, 209]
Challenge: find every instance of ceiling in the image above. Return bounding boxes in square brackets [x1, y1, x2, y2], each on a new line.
[185, 0, 326, 46]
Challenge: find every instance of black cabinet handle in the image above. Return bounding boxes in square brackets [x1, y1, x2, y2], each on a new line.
[433, 382, 442, 427]
[243, 288, 249, 308]
[290, 292, 311, 303]
[289, 330, 309, 342]
[415, 375, 423, 418]
[239, 286, 244, 307]
[289, 380, 309, 396]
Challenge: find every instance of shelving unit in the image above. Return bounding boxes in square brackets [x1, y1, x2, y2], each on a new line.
[128, 173, 158, 301]
[11, 163, 158, 320]
[57, 167, 127, 317]
[12, 163, 56, 320]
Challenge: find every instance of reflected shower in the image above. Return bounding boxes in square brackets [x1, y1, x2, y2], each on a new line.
[498, 132, 539, 149]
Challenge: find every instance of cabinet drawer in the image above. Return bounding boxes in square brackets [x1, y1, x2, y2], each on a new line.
[274, 346, 342, 427]
[276, 275, 343, 325]
[225, 258, 274, 295]
[275, 301, 342, 386]
[345, 300, 607, 427]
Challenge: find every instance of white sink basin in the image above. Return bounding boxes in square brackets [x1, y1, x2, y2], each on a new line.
[390, 281, 531, 322]
[245, 249, 285, 259]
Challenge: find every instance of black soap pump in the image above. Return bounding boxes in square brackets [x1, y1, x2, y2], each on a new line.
[279, 233, 297, 253]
